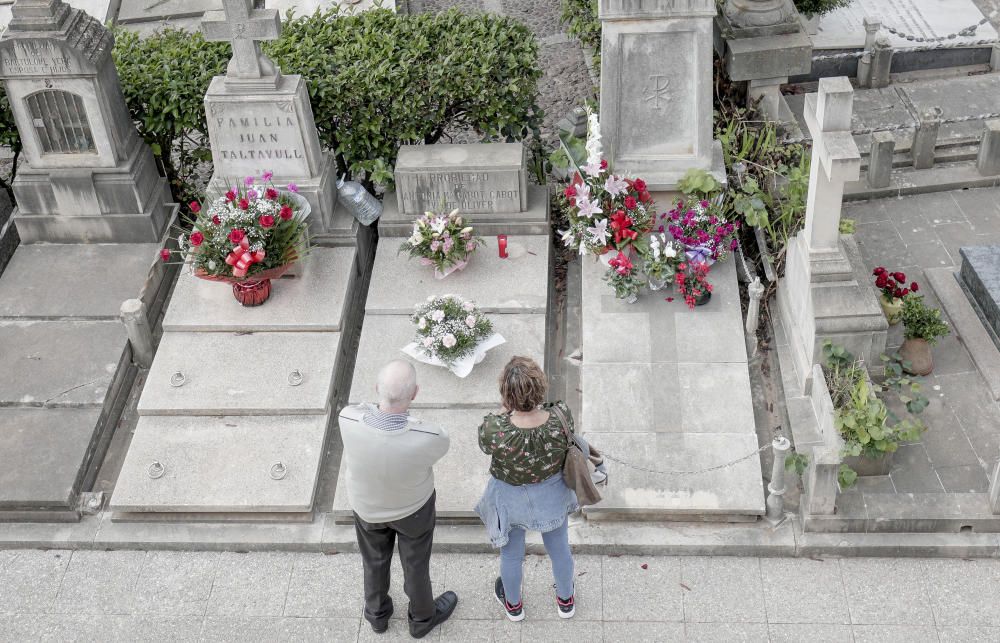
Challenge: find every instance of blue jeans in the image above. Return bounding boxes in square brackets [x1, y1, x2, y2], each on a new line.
[499, 517, 574, 605]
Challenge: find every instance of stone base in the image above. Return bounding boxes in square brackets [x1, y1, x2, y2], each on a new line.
[12, 200, 173, 245]
[723, 29, 812, 82]
[778, 233, 888, 394]
[631, 141, 727, 193]
[377, 183, 550, 237]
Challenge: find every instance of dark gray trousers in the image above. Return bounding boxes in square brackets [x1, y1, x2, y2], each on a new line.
[353, 491, 437, 626]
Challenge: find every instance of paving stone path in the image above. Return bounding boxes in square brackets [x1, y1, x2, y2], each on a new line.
[1, 549, 1000, 641]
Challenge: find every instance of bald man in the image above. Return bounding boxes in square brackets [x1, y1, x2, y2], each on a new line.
[339, 359, 456, 638]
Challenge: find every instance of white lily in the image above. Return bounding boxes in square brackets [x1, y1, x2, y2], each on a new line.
[586, 218, 609, 247]
[604, 175, 628, 197]
[576, 198, 603, 219]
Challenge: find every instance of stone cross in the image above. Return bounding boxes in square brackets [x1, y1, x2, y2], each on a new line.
[802, 76, 861, 255]
[202, 0, 282, 88]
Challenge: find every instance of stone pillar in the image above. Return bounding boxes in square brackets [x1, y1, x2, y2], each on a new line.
[867, 131, 895, 188]
[765, 435, 790, 523]
[977, 120, 1000, 176]
[776, 77, 887, 393]
[867, 35, 893, 89]
[990, 458, 1000, 514]
[120, 298, 154, 369]
[599, 0, 725, 190]
[911, 107, 942, 169]
[0, 0, 175, 243]
[201, 0, 337, 235]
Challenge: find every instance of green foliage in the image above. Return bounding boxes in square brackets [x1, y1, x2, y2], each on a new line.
[880, 353, 930, 416]
[113, 27, 229, 206]
[677, 168, 722, 198]
[0, 86, 22, 200]
[839, 218, 856, 234]
[794, 0, 852, 17]
[785, 451, 809, 476]
[559, 0, 601, 67]
[900, 295, 951, 344]
[821, 341, 926, 488]
[264, 8, 543, 190]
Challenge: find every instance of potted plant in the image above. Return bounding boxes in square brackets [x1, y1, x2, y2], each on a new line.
[162, 172, 311, 307]
[822, 342, 926, 483]
[898, 295, 951, 375]
[604, 251, 643, 303]
[398, 209, 483, 279]
[674, 260, 713, 308]
[663, 194, 740, 267]
[640, 232, 680, 291]
[402, 295, 504, 378]
[872, 266, 917, 325]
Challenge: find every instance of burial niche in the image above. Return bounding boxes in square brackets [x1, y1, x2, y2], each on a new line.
[25, 88, 95, 154]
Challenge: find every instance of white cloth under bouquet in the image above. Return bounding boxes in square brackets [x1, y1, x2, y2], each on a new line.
[402, 333, 506, 378]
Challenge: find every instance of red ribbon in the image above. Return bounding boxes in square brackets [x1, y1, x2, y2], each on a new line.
[224, 237, 266, 278]
[610, 211, 638, 244]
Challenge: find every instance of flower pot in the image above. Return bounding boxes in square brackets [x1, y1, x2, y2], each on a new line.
[880, 296, 903, 325]
[623, 292, 639, 304]
[899, 337, 934, 375]
[843, 453, 893, 477]
[694, 290, 711, 307]
[232, 279, 271, 306]
[648, 274, 668, 291]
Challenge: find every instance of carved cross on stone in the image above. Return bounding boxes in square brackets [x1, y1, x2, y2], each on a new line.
[202, 0, 282, 89]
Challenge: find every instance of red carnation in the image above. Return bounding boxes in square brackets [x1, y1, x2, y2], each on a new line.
[159, 248, 171, 262]
[624, 196, 638, 209]
[910, 282, 919, 292]
[225, 190, 236, 202]
[639, 191, 652, 204]
[238, 198, 249, 211]
[211, 215, 221, 226]
[893, 272, 906, 283]
[189, 231, 204, 246]
[873, 267, 886, 276]
[600, 159, 608, 170]
[265, 188, 279, 200]
[189, 201, 201, 213]
[259, 214, 275, 228]
[875, 275, 888, 288]
[900, 288, 909, 297]
[564, 185, 577, 199]
[279, 205, 293, 221]
[228, 228, 245, 244]
[893, 288, 904, 299]
[633, 178, 647, 192]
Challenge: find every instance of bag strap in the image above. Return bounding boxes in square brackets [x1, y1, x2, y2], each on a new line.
[550, 403, 576, 448]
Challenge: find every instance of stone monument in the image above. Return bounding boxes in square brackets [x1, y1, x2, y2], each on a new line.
[777, 77, 886, 392]
[378, 142, 549, 236]
[598, 0, 725, 191]
[0, 0, 174, 243]
[202, 0, 337, 233]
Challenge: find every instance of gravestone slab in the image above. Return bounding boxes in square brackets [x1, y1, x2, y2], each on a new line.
[960, 245, 1000, 338]
[118, 0, 394, 24]
[394, 143, 527, 215]
[580, 431, 765, 519]
[0, 320, 125, 407]
[366, 235, 549, 314]
[349, 314, 545, 408]
[0, 244, 158, 319]
[0, 407, 102, 509]
[109, 415, 328, 513]
[331, 408, 490, 522]
[813, 0, 999, 50]
[138, 332, 340, 416]
[162, 247, 357, 332]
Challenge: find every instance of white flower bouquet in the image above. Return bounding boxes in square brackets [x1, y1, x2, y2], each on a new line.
[402, 295, 505, 378]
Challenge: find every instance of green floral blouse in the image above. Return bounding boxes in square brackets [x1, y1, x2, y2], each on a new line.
[478, 401, 574, 486]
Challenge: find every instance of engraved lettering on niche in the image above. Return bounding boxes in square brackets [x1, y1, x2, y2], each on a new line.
[403, 172, 518, 211]
[1, 42, 71, 75]
[217, 115, 304, 161]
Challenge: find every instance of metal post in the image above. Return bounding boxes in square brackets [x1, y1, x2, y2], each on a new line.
[977, 120, 1000, 176]
[912, 107, 942, 170]
[766, 436, 791, 524]
[867, 131, 895, 188]
[120, 298, 154, 369]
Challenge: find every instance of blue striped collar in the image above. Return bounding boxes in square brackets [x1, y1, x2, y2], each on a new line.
[362, 403, 410, 432]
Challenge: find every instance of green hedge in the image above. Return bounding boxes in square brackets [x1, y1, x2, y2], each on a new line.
[560, 0, 600, 67]
[793, 0, 851, 17]
[0, 8, 542, 203]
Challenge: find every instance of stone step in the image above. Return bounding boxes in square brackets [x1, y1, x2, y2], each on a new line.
[803, 491, 1000, 533]
[162, 247, 358, 332]
[0, 407, 103, 511]
[376, 184, 550, 238]
[138, 331, 341, 416]
[109, 415, 328, 514]
[331, 408, 491, 524]
[0, 243, 160, 319]
[844, 160, 1000, 200]
[580, 432, 766, 521]
[0, 320, 127, 407]
[349, 313, 545, 408]
[366, 235, 550, 315]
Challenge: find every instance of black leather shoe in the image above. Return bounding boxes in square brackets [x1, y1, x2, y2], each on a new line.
[409, 591, 458, 639]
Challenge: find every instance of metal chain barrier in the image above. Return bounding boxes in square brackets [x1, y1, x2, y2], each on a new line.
[881, 12, 996, 43]
[812, 37, 1000, 62]
[778, 112, 1000, 144]
[598, 443, 770, 477]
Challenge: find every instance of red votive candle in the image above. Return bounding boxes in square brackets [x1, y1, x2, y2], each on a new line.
[498, 234, 508, 258]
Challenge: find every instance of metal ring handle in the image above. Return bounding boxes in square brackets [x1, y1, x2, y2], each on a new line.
[170, 371, 186, 387]
[287, 370, 303, 386]
[148, 461, 165, 479]
[270, 462, 287, 480]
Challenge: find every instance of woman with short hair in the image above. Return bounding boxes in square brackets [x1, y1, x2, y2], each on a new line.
[475, 356, 604, 621]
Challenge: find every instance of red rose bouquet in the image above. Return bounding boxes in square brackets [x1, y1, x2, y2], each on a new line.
[872, 266, 918, 302]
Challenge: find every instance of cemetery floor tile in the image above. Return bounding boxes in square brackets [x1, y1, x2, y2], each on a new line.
[201, 616, 360, 643]
[130, 551, 219, 616]
[926, 334, 977, 375]
[283, 552, 365, 619]
[888, 444, 945, 494]
[52, 550, 146, 615]
[933, 221, 978, 264]
[759, 558, 850, 625]
[856, 221, 910, 267]
[437, 618, 525, 642]
[851, 624, 939, 643]
[949, 188, 1000, 231]
[0, 549, 70, 614]
[839, 558, 935, 625]
[936, 464, 991, 493]
[920, 558, 1000, 626]
[439, 554, 506, 621]
[768, 623, 853, 642]
[522, 554, 602, 621]
[684, 622, 768, 642]
[937, 626, 1000, 642]
[602, 555, 682, 622]
[520, 619, 602, 642]
[0, 614, 205, 643]
[205, 552, 294, 617]
[679, 556, 765, 623]
[903, 240, 955, 271]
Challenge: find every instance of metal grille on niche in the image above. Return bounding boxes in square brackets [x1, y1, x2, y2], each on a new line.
[25, 89, 95, 154]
